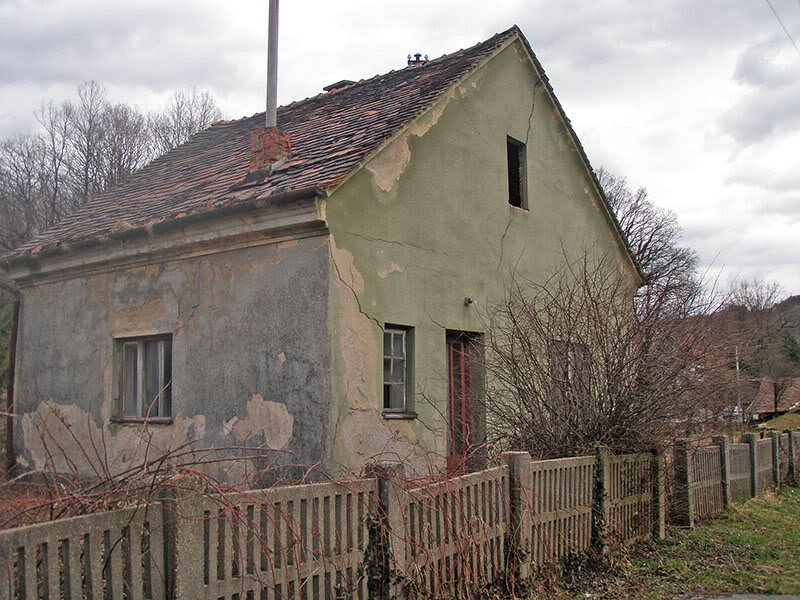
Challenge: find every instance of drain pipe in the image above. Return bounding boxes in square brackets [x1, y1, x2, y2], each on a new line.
[0, 278, 19, 478]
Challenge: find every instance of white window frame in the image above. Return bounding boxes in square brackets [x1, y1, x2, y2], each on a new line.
[118, 336, 172, 420]
[383, 326, 412, 414]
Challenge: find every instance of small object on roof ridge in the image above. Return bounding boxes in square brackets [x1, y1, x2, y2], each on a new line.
[407, 53, 428, 66]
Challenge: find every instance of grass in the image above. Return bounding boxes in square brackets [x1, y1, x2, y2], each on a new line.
[762, 411, 800, 430]
[533, 487, 800, 600]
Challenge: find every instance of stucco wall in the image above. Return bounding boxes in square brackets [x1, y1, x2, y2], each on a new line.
[14, 234, 330, 484]
[324, 39, 637, 476]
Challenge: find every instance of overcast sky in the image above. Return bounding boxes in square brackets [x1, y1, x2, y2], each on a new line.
[2, 0, 799, 294]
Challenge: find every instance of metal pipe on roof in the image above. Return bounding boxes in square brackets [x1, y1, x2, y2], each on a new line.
[266, 0, 279, 128]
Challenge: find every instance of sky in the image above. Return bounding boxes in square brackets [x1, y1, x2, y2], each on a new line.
[1, 0, 799, 294]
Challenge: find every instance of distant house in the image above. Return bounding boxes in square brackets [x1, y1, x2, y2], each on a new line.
[1, 26, 641, 483]
[747, 377, 800, 422]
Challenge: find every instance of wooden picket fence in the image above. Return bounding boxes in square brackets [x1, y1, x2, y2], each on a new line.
[15, 428, 800, 600]
[0, 504, 166, 600]
[174, 478, 377, 600]
[674, 430, 800, 528]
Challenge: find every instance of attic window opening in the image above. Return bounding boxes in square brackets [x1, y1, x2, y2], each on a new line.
[507, 136, 527, 209]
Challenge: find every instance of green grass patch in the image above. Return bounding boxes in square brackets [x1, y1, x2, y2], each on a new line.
[551, 487, 800, 599]
[762, 411, 800, 430]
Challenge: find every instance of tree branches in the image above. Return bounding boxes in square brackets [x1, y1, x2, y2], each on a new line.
[0, 81, 223, 252]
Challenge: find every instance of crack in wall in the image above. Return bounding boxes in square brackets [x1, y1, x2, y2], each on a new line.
[339, 230, 436, 255]
[329, 243, 381, 331]
[498, 81, 541, 275]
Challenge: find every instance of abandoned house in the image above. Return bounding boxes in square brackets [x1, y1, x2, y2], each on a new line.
[1, 26, 641, 483]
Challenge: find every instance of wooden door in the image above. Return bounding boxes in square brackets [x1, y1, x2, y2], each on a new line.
[447, 333, 475, 476]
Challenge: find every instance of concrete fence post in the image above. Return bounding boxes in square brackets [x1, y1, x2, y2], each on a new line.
[172, 491, 205, 600]
[788, 430, 798, 484]
[743, 433, 759, 497]
[502, 451, 532, 581]
[370, 464, 408, 600]
[651, 449, 666, 540]
[712, 435, 731, 509]
[673, 440, 694, 528]
[593, 447, 612, 551]
[768, 430, 780, 488]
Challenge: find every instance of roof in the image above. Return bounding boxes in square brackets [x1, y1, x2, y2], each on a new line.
[2, 25, 643, 281]
[748, 377, 800, 414]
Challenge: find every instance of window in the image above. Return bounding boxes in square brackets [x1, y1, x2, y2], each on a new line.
[118, 336, 172, 420]
[383, 326, 413, 414]
[507, 136, 527, 209]
[550, 340, 591, 397]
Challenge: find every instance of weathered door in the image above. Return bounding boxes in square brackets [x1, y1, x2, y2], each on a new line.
[446, 332, 476, 476]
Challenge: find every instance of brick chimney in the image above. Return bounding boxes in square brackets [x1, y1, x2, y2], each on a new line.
[249, 126, 291, 174]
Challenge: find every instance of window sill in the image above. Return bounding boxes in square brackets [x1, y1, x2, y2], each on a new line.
[382, 411, 417, 420]
[110, 417, 174, 425]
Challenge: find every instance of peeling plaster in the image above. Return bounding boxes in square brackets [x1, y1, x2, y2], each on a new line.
[108, 298, 167, 334]
[21, 401, 206, 476]
[336, 410, 436, 478]
[366, 95, 450, 193]
[222, 393, 293, 450]
[366, 135, 411, 193]
[330, 237, 376, 412]
[267, 238, 298, 264]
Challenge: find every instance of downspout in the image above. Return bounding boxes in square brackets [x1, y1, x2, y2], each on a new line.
[0, 279, 19, 478]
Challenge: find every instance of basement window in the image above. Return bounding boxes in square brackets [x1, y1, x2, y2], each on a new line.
[507, 136, 527, 209]
[118, 336, 172, 420]
[383, 326, 415, 417]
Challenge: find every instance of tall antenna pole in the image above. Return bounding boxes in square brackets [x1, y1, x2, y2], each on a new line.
[266, 0, 279, 128]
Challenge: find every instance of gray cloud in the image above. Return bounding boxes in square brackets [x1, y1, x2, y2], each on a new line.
[719, 35, 800, 144]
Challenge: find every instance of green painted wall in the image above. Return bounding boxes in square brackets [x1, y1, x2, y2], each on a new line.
[322, 39, 638, 476]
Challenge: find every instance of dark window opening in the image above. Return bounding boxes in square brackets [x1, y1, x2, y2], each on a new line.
[507, 137, 526, 209]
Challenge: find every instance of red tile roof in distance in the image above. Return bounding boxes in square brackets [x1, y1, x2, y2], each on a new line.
[748, 377, 800, 414]
[3, 26, 520, 263]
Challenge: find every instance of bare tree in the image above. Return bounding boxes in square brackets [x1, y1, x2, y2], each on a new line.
[731, 278, 799, 416]
[100, 102, 152, 190]
[0, 134, 48, 251]
[483, 252, 729, 459]
[64, 81, 110, 205]
[34, 101, 72, 228]
[149, 87, 222, 155]
[0, 82, 224, 254]
[597, 167, 699, 301]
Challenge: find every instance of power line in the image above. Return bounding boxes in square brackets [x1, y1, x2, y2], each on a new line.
[764, 0, 800, 58]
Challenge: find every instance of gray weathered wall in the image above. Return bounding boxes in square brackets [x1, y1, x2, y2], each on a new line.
[13, 235, 330, 484]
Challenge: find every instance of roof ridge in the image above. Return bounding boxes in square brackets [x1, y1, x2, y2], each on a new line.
[1, 25, 527, 264]
[251, 25, 521, 124]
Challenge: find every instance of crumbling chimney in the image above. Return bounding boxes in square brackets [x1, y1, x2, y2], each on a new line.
[249, 127, 291, 173]
[407, 53, 428, 66]
[249, 0, 290, 177]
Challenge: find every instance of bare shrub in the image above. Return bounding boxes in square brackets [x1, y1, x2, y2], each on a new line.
[483, 252, 731, 459]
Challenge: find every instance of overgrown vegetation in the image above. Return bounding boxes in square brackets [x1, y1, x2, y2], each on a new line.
[538, 488, 800, 599]
[483, 251, 728, 459]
